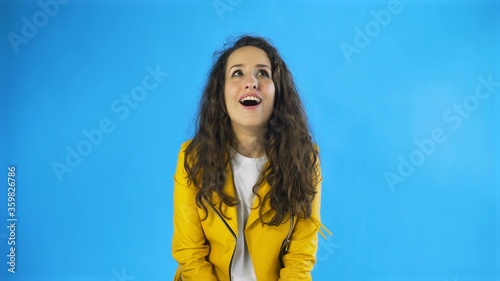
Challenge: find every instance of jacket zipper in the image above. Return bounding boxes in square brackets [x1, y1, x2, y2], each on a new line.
[284, 211, 295, 251]
[204, 195, 237, 281]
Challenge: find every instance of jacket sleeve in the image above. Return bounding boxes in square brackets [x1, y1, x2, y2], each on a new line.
[172, 142, 218, 281]
[278, 170, 323, 281]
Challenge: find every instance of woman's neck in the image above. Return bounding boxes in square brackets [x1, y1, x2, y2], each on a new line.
[232, 126, 266, 158]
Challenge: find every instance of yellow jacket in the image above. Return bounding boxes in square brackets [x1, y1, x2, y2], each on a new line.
[172, 141, 324, 281]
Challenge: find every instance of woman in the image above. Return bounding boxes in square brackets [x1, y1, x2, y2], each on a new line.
[172, 35, 329, 281]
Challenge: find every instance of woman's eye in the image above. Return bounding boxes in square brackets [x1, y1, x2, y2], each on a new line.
[257, 70, 270, 77]
[231, 70, 243, 77]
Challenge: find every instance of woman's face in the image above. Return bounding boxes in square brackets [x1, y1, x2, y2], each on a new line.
[224, 46, 275, 135]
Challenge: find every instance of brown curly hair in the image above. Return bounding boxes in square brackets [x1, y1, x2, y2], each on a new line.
[184, 35, 320, 226]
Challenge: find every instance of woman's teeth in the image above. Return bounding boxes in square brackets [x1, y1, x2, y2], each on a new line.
[239, 96, 262, 106]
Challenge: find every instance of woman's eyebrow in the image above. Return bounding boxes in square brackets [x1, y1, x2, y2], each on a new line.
[228, 63, 271, 73]
[228, 64, 244, 73]
[255, 64, 271, 70]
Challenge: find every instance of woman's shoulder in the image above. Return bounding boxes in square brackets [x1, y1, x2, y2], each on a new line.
[174, 140, 193, 162]
[180, 139, 193, 150]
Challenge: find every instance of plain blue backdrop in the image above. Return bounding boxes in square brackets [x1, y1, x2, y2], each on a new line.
[1, 0, 499, 280]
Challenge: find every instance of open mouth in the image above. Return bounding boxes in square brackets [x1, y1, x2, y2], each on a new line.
[239, 96, 262, 106]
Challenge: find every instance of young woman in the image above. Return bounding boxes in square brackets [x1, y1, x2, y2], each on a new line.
[172, 35, 329, 281]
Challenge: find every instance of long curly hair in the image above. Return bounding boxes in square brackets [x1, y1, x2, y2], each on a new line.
[184, 35, 320, 226]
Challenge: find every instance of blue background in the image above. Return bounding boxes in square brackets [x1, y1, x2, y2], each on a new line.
[1, 0, 499, 280]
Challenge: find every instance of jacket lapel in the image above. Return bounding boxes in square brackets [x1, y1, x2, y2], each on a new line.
[217, 161, 275, 233]
[219, 166, 238, 236]
[246, 180, 274, 229]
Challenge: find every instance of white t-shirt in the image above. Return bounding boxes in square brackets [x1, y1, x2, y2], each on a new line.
[230, 150, 267, 281]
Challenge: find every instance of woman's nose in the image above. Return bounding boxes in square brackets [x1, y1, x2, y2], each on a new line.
[244, 75, 258, 90]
